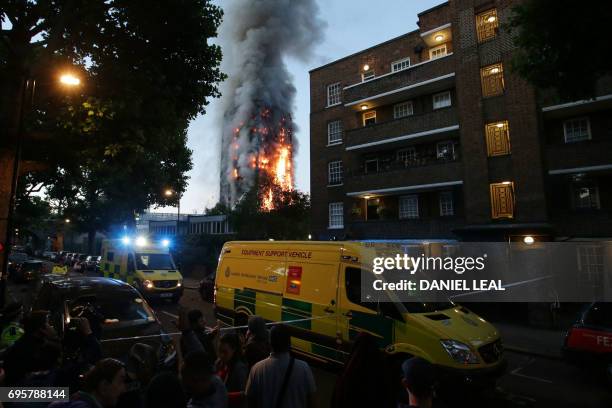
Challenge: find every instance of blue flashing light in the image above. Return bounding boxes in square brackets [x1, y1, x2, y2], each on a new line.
[161, 239, 171, 247]
[121, 236, 131, 245]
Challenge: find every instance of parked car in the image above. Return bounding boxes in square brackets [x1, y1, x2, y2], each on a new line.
[11, 260, 46, 283]
[43, 251, 57, 261]
[84, 255, 101, 272]
[563, 302, 612, 385]
[32, 276, 177, 370]
[199, 273, 215, 303]
[7, 252, 28, 277]
[73, 254, 89, 272]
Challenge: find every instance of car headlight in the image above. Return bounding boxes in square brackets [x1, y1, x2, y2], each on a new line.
[177, 280, 182, 287]
[440, 340, 480, 364]
[143, 279, 154, 289]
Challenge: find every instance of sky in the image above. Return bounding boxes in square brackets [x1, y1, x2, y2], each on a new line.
[169, 0, 444, 214]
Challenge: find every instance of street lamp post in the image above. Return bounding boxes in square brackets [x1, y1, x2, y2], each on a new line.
[164, 189, 181, 236]
[0, 72, 80, 306]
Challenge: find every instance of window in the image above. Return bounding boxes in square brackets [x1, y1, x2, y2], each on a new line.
[572, 183, 600, 209]
[564, 118, 591, 143]
[485, 121, 511, 156]
[363, 110, 376, 126]
[399, 195, 419, 219]
[429, 44, 447, 59]
[328, 120, 343, 145]
[439, 191, 454, 216]
[436, 141, 455, 160]
[362, 70, 375, 82]
[328, 161, 343, 185]
[345, 267, 377, 311]
[329, 202, 344, 229]
[364, 159, 378, 174]
[476, 9, 499, 43]
[327, 82, 341, 106]
[391, 58, 411, 72]
[397, 147, 417, 167]
[107, 252, 114, 262]
[393, 101, 413, 119]
[577, 246, 604, 285]
[481, 63, 504, 97]
[433, 91, 451, 109]
[490, 182, 514, 219]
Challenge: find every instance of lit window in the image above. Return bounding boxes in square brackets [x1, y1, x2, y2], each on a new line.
[399, 195, 419, 219]
[393, 101, 413, 119]
[490, 182, 514, 219]
[476, 9, 499, 43]
[391, 58, 411, 72]
[329, 202, 344, 229]
[429, 44, 447, 60]
[362, 70, 375, 82]
[433, 91, 451, 109]
[485, 121, 511, 156]
[327, 120, 343, 145]
[327, 82, 341, 107]
[328, 161, 343, 185]
[564, 118, 591, 143]
[439, 191, 454, 216]
[363, 110, 376, 126]
[572, 183, 600, 209]
[397, 148, 417, 167]
[364, 159, 378, 174]
[436, 141, 455, 160]
[480, 63, 504, 97]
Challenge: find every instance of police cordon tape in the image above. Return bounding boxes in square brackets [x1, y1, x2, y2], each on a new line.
[99, 314, 337, 343]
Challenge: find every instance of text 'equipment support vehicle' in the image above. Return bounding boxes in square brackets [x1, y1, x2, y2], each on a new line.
[100, 238, 183, 302]
[214, 241, 506, 386]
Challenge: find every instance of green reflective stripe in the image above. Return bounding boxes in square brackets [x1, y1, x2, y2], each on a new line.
[282, 298, 312, 330]
[348, 311, 393, 348]
[235, 289, 256, 315]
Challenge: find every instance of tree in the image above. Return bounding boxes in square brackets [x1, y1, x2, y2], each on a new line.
[1, 1, 225, 253]
[508, 0, 612, 99]
[230, 181, 311, 240]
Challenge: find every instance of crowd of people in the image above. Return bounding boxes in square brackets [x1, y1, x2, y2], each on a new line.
[0, 305, 440, 408]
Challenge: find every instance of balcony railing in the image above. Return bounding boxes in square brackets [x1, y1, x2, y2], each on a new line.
[345, 107, 458, 150]
[347, 151, 461, 178]
[343, 54, 455, 105]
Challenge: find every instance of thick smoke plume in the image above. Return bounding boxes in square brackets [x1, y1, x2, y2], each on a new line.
[219, 0, 324, 206]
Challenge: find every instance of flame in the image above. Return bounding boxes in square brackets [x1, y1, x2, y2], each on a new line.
[230, 110, 295, 211]
[262, 188, 274, 211]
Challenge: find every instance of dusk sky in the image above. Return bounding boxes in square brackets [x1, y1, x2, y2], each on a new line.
[174, 0, 443, 214]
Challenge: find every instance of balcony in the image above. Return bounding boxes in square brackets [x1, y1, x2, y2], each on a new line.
[345, 107, 458, 151]
[343, 53, 455, 108]
[345, 153, 463, 197]
[546, 140, 612, 174]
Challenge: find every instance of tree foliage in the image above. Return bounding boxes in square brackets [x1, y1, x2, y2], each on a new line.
[1, 1, 225, 250]
[508, 0, 612, 99]
[230, 181, 311, 240]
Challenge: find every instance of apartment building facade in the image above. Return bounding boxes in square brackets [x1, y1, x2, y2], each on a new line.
[309, 0, 612, 242]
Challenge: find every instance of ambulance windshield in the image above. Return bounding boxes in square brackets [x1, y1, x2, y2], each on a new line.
[135, 253, 176, 270]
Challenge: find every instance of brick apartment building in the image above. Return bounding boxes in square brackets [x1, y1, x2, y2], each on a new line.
[309, 0, 612, 242]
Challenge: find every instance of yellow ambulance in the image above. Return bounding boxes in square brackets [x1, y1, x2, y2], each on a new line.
[100, 238, 183, 302]
[214, 241, 506, 384]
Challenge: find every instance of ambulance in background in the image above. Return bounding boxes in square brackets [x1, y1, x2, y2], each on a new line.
[100, 237, 183, 302]
[214, 241, 506, 387]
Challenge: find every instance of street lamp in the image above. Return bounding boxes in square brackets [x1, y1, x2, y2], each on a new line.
[164, 188, 181, 236]
[1, 71, 82, 306]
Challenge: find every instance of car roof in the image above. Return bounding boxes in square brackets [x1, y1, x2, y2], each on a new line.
[23, 260, 43, 264]
[44, 276, 140, 299]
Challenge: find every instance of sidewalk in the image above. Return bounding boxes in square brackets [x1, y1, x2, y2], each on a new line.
[494, 321, 567, 359]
